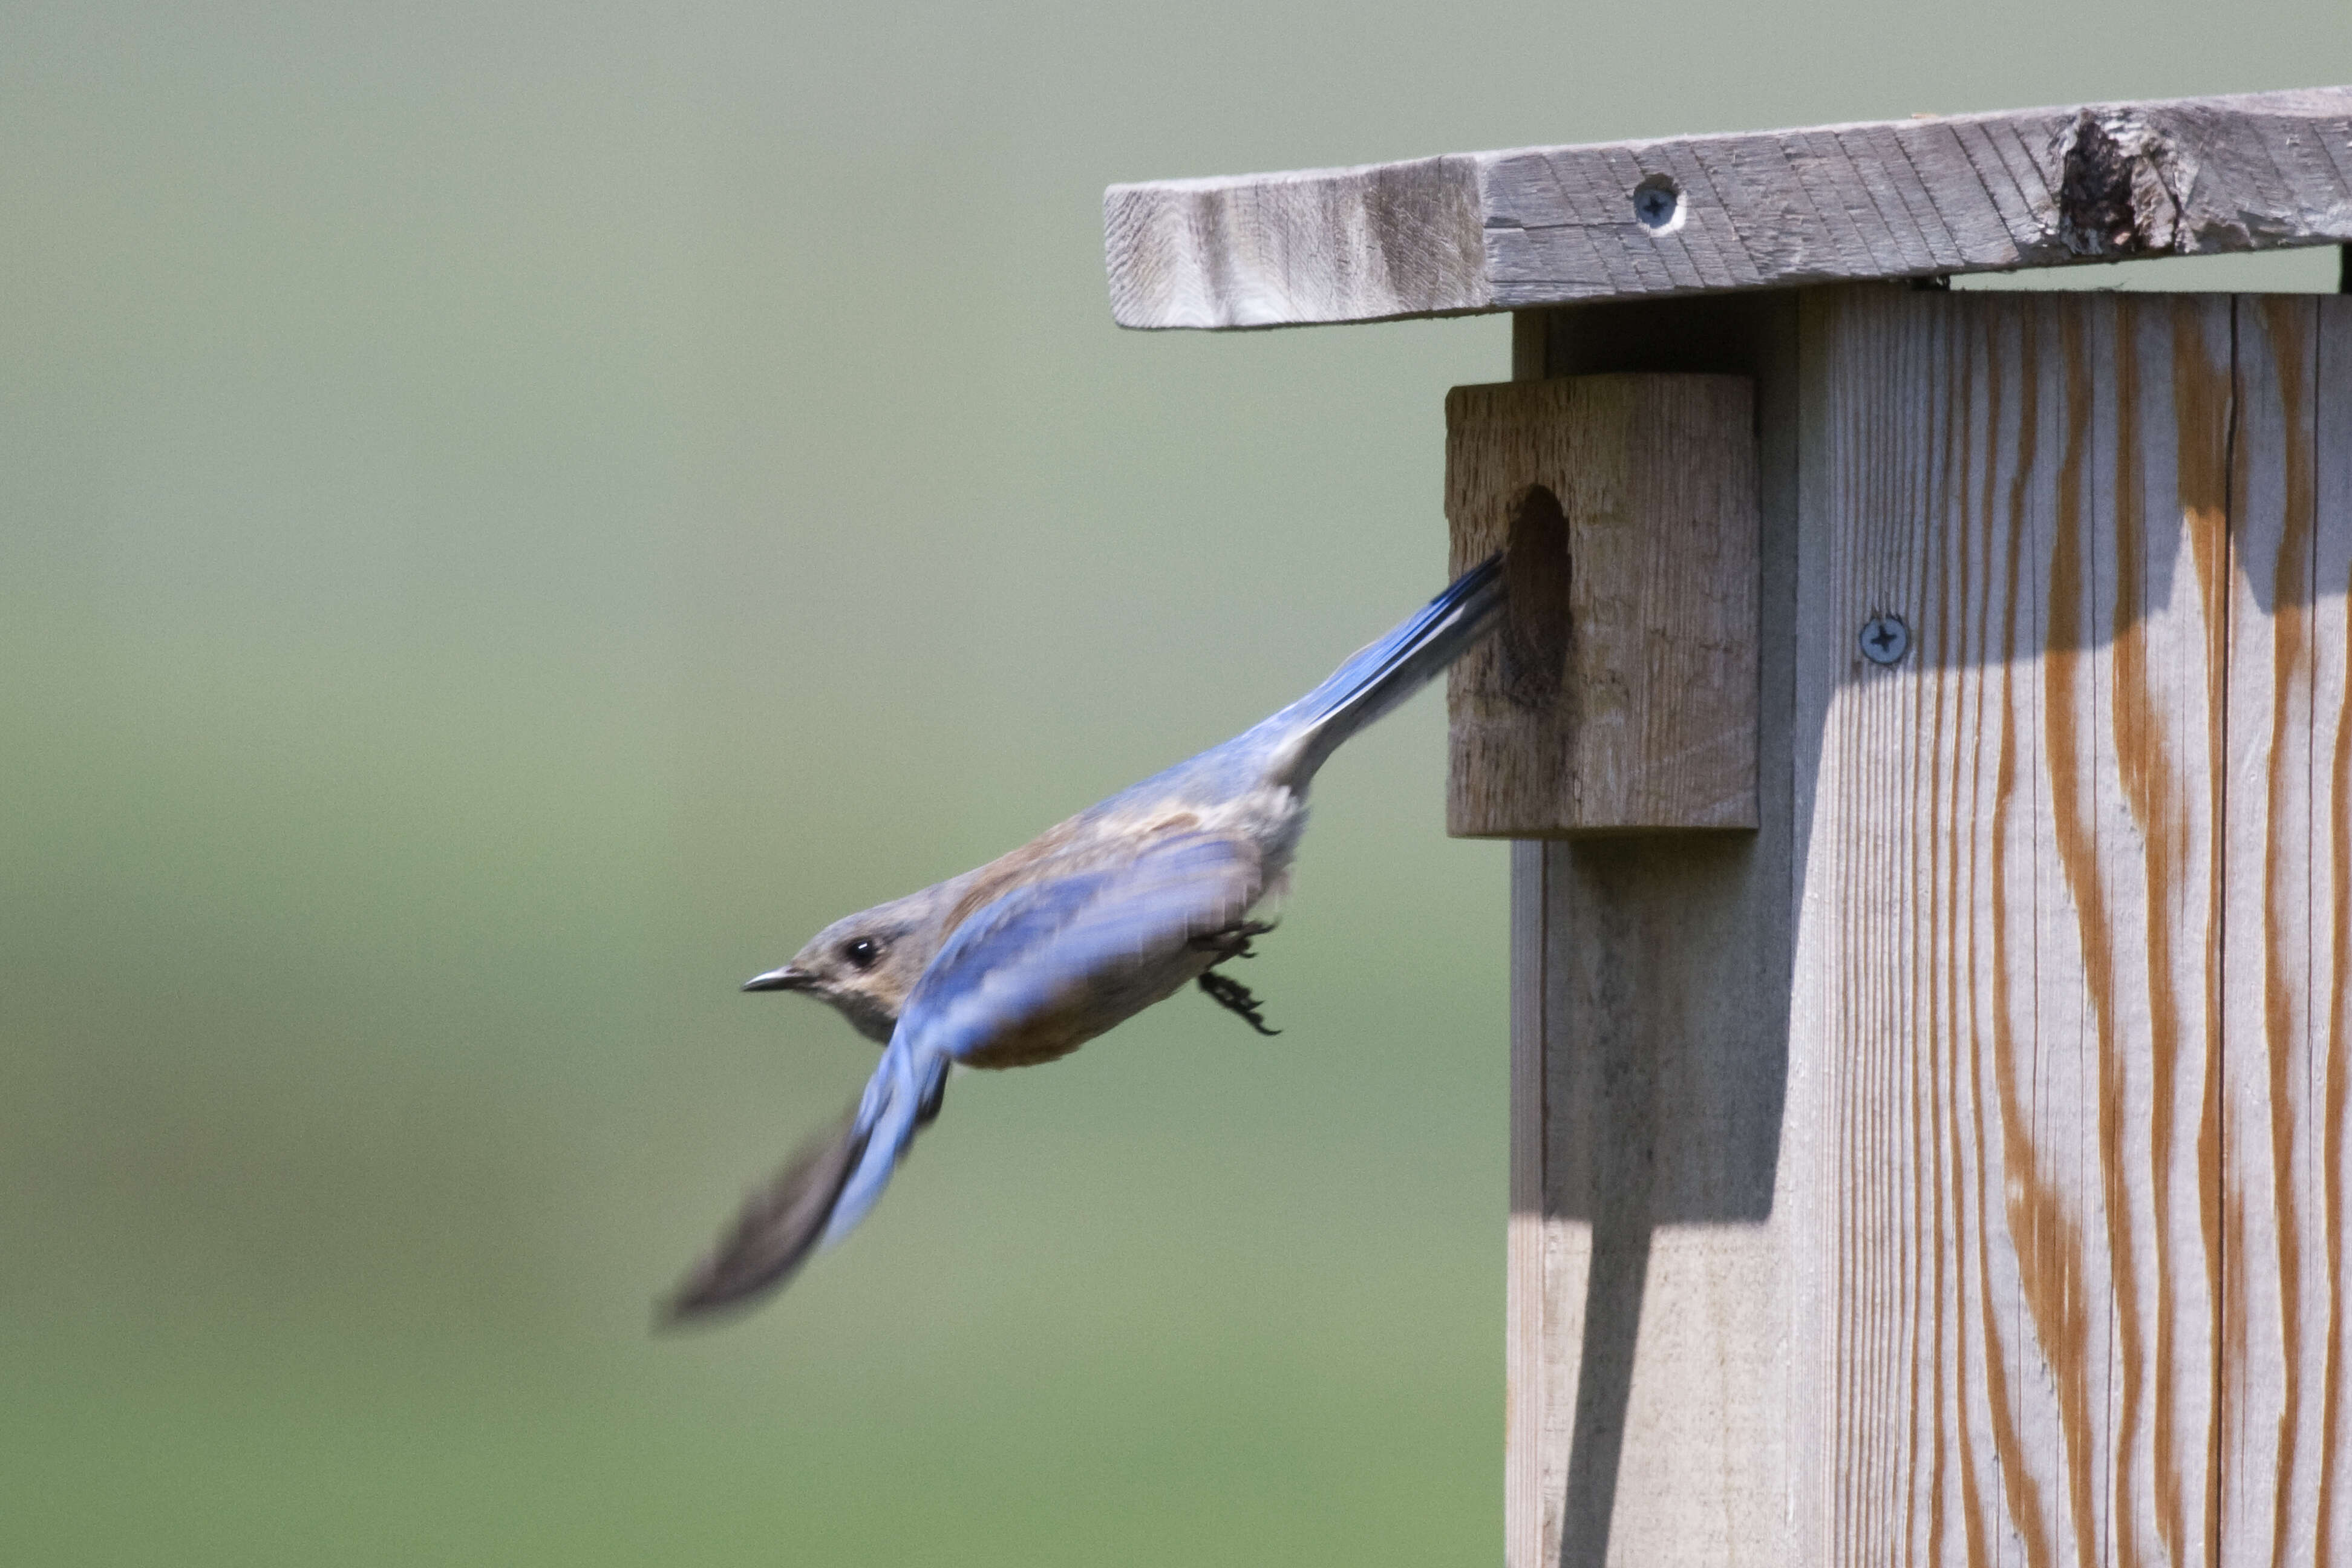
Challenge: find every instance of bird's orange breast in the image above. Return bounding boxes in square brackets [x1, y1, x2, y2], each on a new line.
[958, 1010, 1098, 1070]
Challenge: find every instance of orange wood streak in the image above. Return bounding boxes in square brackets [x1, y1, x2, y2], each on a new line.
[2311, 305, 2348, 1568]
[2105, 299, 2158, 1568]
[2253, 295, 2313, 1568]
[2165, 295, 2233, 1568]
[2034, 299, 2108, 1568]
[2318, 293, 2350, 1566]
[1984, 296, 2059, 1568]
[2072, 295, 2235, 1568]
[2319, 456, 2350, 1568]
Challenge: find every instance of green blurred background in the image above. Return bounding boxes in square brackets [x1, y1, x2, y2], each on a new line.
[4, 4, 2348, 1563]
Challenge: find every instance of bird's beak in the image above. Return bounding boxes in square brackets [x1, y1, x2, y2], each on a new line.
[742, 965, 812, 993]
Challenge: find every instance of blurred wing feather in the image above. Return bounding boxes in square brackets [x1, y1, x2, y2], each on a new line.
[661, 1106, 869, 1324]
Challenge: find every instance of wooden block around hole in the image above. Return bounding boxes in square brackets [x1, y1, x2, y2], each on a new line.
[1446, 374, 1759, 837]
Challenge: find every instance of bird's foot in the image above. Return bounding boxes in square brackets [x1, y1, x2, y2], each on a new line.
[1197, 970, 1280, 1037]
[1189, 919, 1276, 962]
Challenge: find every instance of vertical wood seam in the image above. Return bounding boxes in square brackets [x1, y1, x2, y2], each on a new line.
[2213, 297, 2239, 1568]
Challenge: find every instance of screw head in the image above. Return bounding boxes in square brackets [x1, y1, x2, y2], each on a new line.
[1859, 613, 1911, 666]
[1632, 175, 1684, 233]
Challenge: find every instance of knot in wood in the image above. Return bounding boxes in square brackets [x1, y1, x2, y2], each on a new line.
[2057, 109, 2184, 259]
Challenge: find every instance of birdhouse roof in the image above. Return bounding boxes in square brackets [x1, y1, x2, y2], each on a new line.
[1103, 87, 2352, 329]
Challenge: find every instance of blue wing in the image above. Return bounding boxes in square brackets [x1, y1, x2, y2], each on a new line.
[665, 832, 1262, 1319]
[907, 831, 1259, 1063]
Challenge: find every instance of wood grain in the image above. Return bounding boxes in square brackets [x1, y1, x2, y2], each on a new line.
[1445, 374, 1759, 836]
[1106, 88, 2352, 328]
[1786, 280, 2352, 1567]
[1792, 284, 2239, 1567]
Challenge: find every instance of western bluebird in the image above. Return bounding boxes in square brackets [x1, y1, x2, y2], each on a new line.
[664, 555, 1503, 1322]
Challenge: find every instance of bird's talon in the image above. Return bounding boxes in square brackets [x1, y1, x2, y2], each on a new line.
[1197, 970, 1281, 1036]
[1189, 919, 1276, 960]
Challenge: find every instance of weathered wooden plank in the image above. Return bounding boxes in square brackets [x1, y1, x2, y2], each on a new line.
[1791, 286, 2231, 1564]
[1503, 296, 1800, 1567]
[1445, 375, 1759, 837]
[1102, 155, 1490, 329]
[1106, 88, 2352, 328]
[2220, 293, 2350, 1568]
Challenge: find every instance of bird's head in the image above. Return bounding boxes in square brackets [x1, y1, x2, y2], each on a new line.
[741, 889, 947, 1043]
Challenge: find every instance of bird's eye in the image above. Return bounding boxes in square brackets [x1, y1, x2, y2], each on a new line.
[843, 938, 880, 970]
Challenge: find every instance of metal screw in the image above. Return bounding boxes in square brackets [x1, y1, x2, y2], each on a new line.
[1633, 176, 1682, 232]
[1859, 613, 1911, 666]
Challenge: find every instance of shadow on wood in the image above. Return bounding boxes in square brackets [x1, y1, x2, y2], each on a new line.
[1560, 1210, 1650, 1568]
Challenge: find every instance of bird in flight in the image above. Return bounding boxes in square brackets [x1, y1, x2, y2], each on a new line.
[664, 556, 1504, 1322]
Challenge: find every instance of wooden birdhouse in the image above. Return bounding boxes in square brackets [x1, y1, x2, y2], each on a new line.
[1105, 87, 2352, 1566]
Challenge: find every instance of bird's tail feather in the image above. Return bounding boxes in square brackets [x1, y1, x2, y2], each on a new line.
[661, 1036, 947, 1324]
[1276, 554, 1503, 785]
